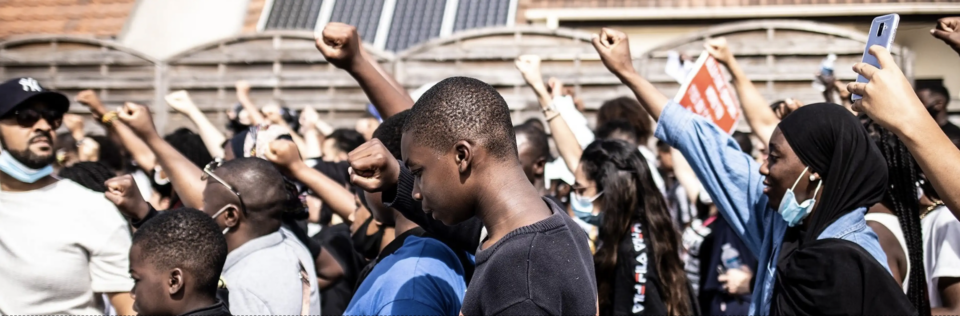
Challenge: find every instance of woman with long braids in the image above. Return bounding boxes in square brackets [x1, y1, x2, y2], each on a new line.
[575, 139, 694, 315]
[592, 27, 916, 315]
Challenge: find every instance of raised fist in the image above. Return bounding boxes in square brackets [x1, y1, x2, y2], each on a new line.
[347, 139, 400, 193]
[592, 28, 636, 77]
[299, 105, 320, 131]
[932, 17, 960, 56]
[76, 90, 107, 117]
[515, 55, 545, 89]
[104, 174, 151, 222]
[316, 22, 363, 70]
[265, 139, 306, 173]
[164, 90, 200, 115]
[235, 80, 251, 96]
[63, 114, 84, 133]
[117, 102, 157, 138]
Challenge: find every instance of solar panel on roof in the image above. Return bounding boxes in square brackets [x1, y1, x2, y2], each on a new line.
[264, 0, 324, 30]
[453, 0, 511, 32]
[385, 0, 447, 52]
[328, 0, 385, 44]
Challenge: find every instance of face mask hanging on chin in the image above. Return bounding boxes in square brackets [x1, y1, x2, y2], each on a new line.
[777, 166, 823, 227]
[0, 150, 53, 183]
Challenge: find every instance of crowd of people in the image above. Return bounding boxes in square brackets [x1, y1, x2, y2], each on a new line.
[4, 16, 960, 316]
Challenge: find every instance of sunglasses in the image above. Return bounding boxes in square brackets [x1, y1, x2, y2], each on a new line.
[202, 159, 248, 214]
[4, 108, 63, 129]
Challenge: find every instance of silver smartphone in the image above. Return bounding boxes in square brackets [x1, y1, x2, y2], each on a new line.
[852, 14, 900, 100]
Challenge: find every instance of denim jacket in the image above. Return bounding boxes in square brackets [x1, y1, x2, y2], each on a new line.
[654, 101, 890, 315]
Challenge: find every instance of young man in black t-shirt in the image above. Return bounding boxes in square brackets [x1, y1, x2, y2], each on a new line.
[349, 77, 597, 315]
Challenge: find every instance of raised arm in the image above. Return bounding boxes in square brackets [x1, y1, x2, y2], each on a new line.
[671, 148, 701, 205]
[117, 102, 205, 209]
[592, 28, 669, 120]
[235, 80, 266, 126]
[849, 45, 960, 221]
[704, 38, 778, 145]
[361, 48, 414, 105]
[266, 140, 357, 224]
[165, 90, 226, 158]
[595, 28, 769, 255]
[932, 17, 960, 59]
[515, 55, 584, 172]
[316, 23, 412, 119]
[76, 90, 157, 172]
[298, 105, 325, 158]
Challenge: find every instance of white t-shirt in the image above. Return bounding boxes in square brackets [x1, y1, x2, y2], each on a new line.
[0, 179, 134, 315]
[922, 206, 960, 308]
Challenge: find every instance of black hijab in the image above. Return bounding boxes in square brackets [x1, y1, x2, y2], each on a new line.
[773, 103, 915, 315]
[778, 103, 887, 243]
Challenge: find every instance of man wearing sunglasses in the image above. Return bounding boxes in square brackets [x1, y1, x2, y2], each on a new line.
[0, 77, 135, 314]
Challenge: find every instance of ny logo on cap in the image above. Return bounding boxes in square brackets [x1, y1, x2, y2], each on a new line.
[18, 78, 42, 92]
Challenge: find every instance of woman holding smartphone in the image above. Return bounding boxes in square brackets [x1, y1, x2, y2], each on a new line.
[592, 27, 918, 315]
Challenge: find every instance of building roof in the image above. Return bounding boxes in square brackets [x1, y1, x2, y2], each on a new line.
[0, 0, 137, 39]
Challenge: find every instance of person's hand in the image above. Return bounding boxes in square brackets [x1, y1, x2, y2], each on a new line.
[104, 174, 151, 222]
[773, 98, 804, 120]
[932, 17, 960, 56]
[164, 90, 200, 115]
[718, 266, 752, 295]
[592, 28, 636, 77]
[265, 139, 307, 174]
[816, 71, 838, 92]
[703, 37, 734, 66]
[347, 139, 400, 193]
[548, 77, 565, 99]
[316, 22, 364, 70]
[847, 45, 926, 136]
[76, 90, 107, 117]
[299, 105, 319, 131]
[515, 55, 545, 87]
[117, 102, 157, 138]
[235, 80, 251, 98]
[77, 137, 100, 162]
[63, 114, 84, 133]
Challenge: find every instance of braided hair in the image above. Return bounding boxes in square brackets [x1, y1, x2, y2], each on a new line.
[866, 115, 931, 315]
[58, 161, 117, 193]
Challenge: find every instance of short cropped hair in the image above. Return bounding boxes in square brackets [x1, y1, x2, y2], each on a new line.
[329, 129, 366, 154]
[596, 119, 640, 145]
[373, 110, 411, 160]
[403, 77, 516, 159]
[514, 123, 550, 161]
[916, 82, 951, 101]
[132, 208, 227, 298]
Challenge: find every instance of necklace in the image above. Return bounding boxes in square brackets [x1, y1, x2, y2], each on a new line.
[921, 200, 945, 220]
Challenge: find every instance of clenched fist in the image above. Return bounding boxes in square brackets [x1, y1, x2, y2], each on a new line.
[515, 55, 545, 89]
[316, 22, 364, 70]
[592, 28, 636, 77]
[165, 90, 200, 115]
[104, 174, 151, 222]
[266, 139, 307, 174]
[347, 139, 400, 193]
[117, 102, 157, 138]
[932, 17, 960, 57]
[235, 80, 251, 97]
[76, 90, 107, 117]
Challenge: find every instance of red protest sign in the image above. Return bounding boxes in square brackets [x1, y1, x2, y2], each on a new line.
[673, 52, 740, 134]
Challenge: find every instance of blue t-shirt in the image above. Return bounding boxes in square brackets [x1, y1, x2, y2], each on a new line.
[344, 235, 467, 316]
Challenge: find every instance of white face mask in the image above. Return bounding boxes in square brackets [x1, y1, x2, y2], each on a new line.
[211, 205, 234, 235]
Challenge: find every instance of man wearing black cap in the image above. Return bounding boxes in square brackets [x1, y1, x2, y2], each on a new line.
[0, 78, 135, 314]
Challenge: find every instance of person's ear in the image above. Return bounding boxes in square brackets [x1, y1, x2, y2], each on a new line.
[168, 268, 184, 295]
[534, 157, 547, 176]
[223, 206, 242, 228]
[454, 141, 472, 173]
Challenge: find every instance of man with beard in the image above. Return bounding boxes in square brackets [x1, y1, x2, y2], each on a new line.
[0, 78, 135, 314]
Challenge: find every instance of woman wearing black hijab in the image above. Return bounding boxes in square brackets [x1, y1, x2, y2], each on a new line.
[592, 27, 916, 315]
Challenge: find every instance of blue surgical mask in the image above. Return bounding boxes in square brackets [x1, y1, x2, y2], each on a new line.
[571, 191, 603, 226]
[0, 150, 53, 183]
[777, 167, 823, 227]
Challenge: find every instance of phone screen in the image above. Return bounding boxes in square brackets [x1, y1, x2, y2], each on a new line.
[853, 14, 900, 100]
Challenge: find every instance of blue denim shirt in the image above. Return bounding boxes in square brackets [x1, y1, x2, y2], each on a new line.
[654, 101, 890, 315]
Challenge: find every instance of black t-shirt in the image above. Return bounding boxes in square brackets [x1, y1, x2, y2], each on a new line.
[698, 216, 756, 316]
[461, 202, 597, 316]
[609, 220, 669, 316]
[942, 122, 960, 149]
